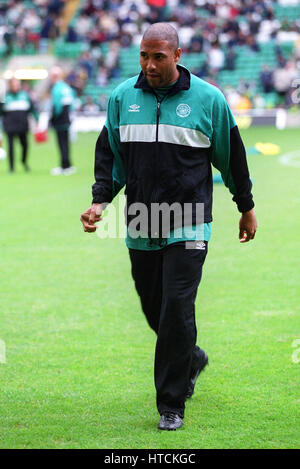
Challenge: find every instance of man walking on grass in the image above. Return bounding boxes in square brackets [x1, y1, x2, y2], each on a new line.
[49, 66, 76, 176]
[80, 23, 257, 431]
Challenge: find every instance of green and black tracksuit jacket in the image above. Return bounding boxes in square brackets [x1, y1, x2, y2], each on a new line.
[92, 65, 254, 249]
[50, 80, 74, 130]
[0, 90, 38, 134]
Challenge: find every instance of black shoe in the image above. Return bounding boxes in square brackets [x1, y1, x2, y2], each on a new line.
[186, 350, 209, 399]
[158, 412, 184, 431]
[23, 163, 30, 172]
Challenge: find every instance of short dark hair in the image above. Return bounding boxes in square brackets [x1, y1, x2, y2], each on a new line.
[142, 23, 179, 51]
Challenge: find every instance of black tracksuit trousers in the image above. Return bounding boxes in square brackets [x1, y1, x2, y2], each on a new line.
[55, 129, 71, 169]
[129, 241, 207, 418]
[6, 132, 28, 171]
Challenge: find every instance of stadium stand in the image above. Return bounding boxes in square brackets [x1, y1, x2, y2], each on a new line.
[0, 0, 67, 56]
[0, 0, 299, 111]
[66, 0, 300, 111]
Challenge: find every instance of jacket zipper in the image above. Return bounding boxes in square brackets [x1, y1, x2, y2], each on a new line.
[156, 101, 160, 142]
[152, 97, 164, 239]
[151, 89, 177, 241]
[153, 96, 162, 202]
[153, 97, 172, 247]
[149, 96, 162, 238]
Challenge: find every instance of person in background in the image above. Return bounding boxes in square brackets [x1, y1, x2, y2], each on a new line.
[49, 66, 76, 176]
[0, 77, 38, 172]
[224, 46, 236, 71]
[260, 65, 274, 94]
[273, 60, 298, 107]
[208, 41, 225, 73]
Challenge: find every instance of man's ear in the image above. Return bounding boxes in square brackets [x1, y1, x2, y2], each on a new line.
[174, 48, 181, 63]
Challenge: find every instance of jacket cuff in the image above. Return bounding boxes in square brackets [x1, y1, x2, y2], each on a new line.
[92, 197, 105, 204]
[92, 185, 112, 205]
[234, 196, 255, 213]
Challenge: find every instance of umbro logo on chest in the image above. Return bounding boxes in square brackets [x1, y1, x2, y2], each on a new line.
[128, 104, 140, 112]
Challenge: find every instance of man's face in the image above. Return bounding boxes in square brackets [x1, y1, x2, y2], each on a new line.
[10, 78, 20, 93]
[140, 39, 181, 88]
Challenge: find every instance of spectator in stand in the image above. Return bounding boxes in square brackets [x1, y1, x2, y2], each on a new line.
[76, 12, 93, 39]
[208, 41, 225, 72]
[273, 60, 298, 107]
[147, 0, 167, 22]
[20, 9, 41, 31]
[65, 25, 78, 43]
[66, 68, 87, 96]
[104, 41, 121, 79]
[246, 34, 260, 53]
[15, 28, 27, 52]
[48, 0, 65, 16]
[193, 61, 209, 79]
[88, 29, 103, 48]
[3, 26, 14, 57]
[259, 7, 280, 41]
[81, 97, 100, 115]
[97, 11, 119, 39]
[222, 17, 240, 40]
[7, 0, 25, 25]
[247, 13, 260, 35]
[188, 33, 203, 53]
[35, 0, 50, 8]
[81, 0, 97, 16]
[120, 31, 133, 48]
[27, 29, 41, 52]
[96, 67, 109, 87]
[224, 46, 236, 71]
[260, 65, 274, 93]
[40, 14, 60, 41]
[78, 52, 94, 80]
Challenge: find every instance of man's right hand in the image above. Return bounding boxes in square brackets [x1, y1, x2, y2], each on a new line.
[80, 203, 103, 233]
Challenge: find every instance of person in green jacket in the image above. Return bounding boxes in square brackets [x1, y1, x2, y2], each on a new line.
[49, 66, 76, 176]
[80, 23, 258, 431]
[0, 77, 38, 172]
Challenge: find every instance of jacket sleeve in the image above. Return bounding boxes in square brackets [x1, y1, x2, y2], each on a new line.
[29, 97, 39, 121]
[51, 87, 61, 118]
[210, 91, 254, 213]
[92, 91, 125, 204]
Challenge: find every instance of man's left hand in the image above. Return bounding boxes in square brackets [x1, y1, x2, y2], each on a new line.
[239, 208, 257, 243]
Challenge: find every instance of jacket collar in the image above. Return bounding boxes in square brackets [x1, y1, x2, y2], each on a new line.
[134, 64, 190, 93]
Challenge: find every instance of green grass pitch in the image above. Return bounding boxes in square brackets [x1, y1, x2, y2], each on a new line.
[0, 126, 299, 449]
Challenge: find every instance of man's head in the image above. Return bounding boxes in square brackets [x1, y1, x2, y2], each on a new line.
[140, 23, 181, 88]
[9, 77, 21, 94]
[50, 66, 64, 84]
